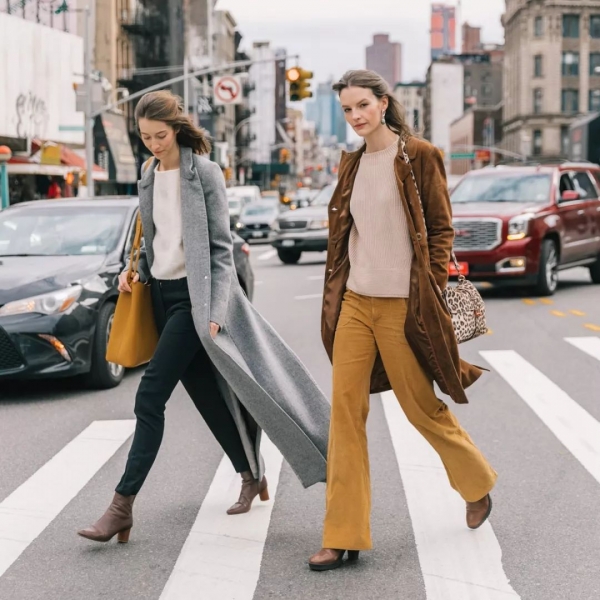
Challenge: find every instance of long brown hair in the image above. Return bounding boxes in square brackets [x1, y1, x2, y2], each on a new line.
[135, 90, 211, 155]
[332, 70, 412, 141]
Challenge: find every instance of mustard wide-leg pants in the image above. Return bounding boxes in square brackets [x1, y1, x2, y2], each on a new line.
[322, 290, 498, 551]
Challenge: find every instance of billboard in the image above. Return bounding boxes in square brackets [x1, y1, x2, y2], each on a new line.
[0, 12, 84, 145]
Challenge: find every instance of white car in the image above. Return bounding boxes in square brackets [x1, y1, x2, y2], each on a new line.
[227, 185, 262, 227]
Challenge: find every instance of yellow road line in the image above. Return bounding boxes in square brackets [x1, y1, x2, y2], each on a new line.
[570, 310, 586, 317]
[522, 299, 536, 305]
[550, 310, 566, 317]
[539, 298, 554, 305]
[584, 323, 600, 332]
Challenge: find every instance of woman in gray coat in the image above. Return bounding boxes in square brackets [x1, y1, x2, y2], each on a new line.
[78, 91, 330, 544]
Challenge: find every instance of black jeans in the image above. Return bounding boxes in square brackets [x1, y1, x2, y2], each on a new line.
[116, 277, 250, 496]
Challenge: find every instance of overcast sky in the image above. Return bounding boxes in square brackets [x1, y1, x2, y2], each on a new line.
[215, 0, 506, 84]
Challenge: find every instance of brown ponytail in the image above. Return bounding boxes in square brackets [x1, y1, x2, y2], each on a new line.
[332, 69, 412, 141]
[135, 90, 212, 155]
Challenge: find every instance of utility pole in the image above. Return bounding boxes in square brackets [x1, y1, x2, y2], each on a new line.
[83, 5, 95, 198]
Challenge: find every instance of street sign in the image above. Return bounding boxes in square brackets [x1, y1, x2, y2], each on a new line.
[450, 152, 475, 160]
[213, 75, 242, 106]
[475, 149, 491, 161]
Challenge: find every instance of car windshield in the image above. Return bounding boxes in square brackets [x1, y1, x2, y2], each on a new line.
[0, 206, 128, 256]
[242, 205, 276, 217]
[451, 173, 552, 203]
[312, 183, 336, 206]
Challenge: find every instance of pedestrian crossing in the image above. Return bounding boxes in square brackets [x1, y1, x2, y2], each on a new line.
[0, 337, 599, 599]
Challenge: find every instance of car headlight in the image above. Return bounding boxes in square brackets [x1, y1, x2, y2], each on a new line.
[308, 219, 329, 230]
[235, 222, 244, 229]
[507, 213, 534, 241]
[0, 285, 83, 317]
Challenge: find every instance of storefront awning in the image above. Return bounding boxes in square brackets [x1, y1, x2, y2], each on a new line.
[96, 113, 137, 184]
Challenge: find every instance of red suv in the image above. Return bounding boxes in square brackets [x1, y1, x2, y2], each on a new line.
[448, 163, 600, 295]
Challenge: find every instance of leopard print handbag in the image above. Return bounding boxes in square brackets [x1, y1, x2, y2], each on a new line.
[401, 141, 488, 344]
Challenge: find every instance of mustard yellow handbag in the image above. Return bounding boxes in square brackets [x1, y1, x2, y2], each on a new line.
[106, 213, 159, 367]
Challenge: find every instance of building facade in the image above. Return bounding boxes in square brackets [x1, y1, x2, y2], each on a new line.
[394, 82, 425, 134]
[366, 34, 402, 89]
[431, 4, 456, 60]
[462, 22, 482, 53]
[424, 61, 464, 166]
[502, 0, 600, 158]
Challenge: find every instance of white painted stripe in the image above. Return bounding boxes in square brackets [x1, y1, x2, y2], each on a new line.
[294, 293, 322, 300]
[307, 275, 324, 280]
[565, 336, 600, 362]
[159, 435, 283, 600]
[0, 420, 135, 577]
[258, 249, 277, 261]
[381, 392, 519, 600]
[481, 350, 600, 485]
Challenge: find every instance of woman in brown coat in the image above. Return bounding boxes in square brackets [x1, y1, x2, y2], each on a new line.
[308, 70, 498, 571]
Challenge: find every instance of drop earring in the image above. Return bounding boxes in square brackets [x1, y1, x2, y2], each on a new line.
[381, 111, 386, 125]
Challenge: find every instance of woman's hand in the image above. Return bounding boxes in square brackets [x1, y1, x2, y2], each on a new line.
[118, 271, 139, 293]
[210, 322, 221, 339]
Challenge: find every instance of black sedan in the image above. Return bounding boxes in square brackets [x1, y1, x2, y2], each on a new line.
[0, 197, 254, 389]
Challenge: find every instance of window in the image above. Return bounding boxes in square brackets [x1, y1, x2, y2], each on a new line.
[562, 52, 580, 76]
[590, 89, 600, 111]
[563, 14, 580, 38]
[562, 89, 579, 112]
[533, 130, 543, 156]
[572, 172, 598, 199]
[591, 53, 600, 76]
[590, 15, 600, 38]
[534, 16, 544, 37]
[561, 126, 570, 157]
[533, 88, 543, 114]
[534, 55, 543, 77]
[482, 84, 492, 97]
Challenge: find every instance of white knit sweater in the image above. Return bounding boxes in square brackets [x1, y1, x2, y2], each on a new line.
[346, 138, 414, 298]
[150, 167, 187, 280]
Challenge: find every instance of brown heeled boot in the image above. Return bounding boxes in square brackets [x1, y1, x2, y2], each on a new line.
[226, 471, 269, 515]
[308, 548, 360, 571]
[77, 492, 135, 543]
[466, 494, 492, 529]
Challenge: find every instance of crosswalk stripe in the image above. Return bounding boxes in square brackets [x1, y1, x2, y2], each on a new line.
[159, 435, 283, 600]
[565, 336, 600, 362]
[258, 249, 277, 261]
[0, 420, 135, 578]
[480, 351, 600, 485]
[381, 392, 519, 600]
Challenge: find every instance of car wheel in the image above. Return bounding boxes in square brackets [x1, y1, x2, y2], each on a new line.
[534, 239, 559, 296]
[589, 256, 600, 283]
[277, 249, 302, 264]
[85, 302, 125, 389]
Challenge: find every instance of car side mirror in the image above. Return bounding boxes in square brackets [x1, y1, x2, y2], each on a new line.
[561, 190, 580, 201]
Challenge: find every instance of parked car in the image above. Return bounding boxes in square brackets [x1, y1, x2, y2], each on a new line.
[271, 182, 335, 264]
[0, 197, 254, 388]
[449, 163, 600, 295]
[234, 202, 280, 242]
[227, 185, 262, 227]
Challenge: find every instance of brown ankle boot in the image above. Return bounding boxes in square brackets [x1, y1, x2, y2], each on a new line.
[77, 492, 135, 543]
[308, 548, 360, 571]
[466, 494, 492, 529]
[226, 471, 269, 515]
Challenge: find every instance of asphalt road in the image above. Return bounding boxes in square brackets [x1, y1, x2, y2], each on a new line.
[1, 243, 599, 600]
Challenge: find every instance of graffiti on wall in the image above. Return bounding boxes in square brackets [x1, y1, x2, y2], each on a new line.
[15, 92, 49, 140]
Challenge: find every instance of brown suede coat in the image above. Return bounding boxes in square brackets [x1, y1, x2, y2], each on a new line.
[321, 136, 483, 404]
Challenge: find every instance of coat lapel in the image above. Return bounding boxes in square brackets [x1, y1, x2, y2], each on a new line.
[138, 157, 156, 266]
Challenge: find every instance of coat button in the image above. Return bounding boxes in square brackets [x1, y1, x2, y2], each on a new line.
[204, 276, 208, 279]
[328, 269, 332, 273]
[416, 233, 423, 241]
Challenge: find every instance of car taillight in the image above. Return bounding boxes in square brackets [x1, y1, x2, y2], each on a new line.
[241, 243, 250, 256]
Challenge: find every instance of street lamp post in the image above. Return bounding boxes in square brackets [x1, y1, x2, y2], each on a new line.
[0, 145, 12, 210]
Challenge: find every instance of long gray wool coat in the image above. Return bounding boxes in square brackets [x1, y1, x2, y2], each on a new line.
[132, 146, 329, 487]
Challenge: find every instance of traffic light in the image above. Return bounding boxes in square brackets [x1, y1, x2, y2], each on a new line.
[286, 67, 313, 101]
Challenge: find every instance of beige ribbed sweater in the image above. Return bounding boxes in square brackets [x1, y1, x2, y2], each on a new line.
[347, 138, 414, 298]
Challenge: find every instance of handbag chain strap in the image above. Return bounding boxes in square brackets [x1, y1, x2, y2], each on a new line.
[400, 140, 464, 282]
